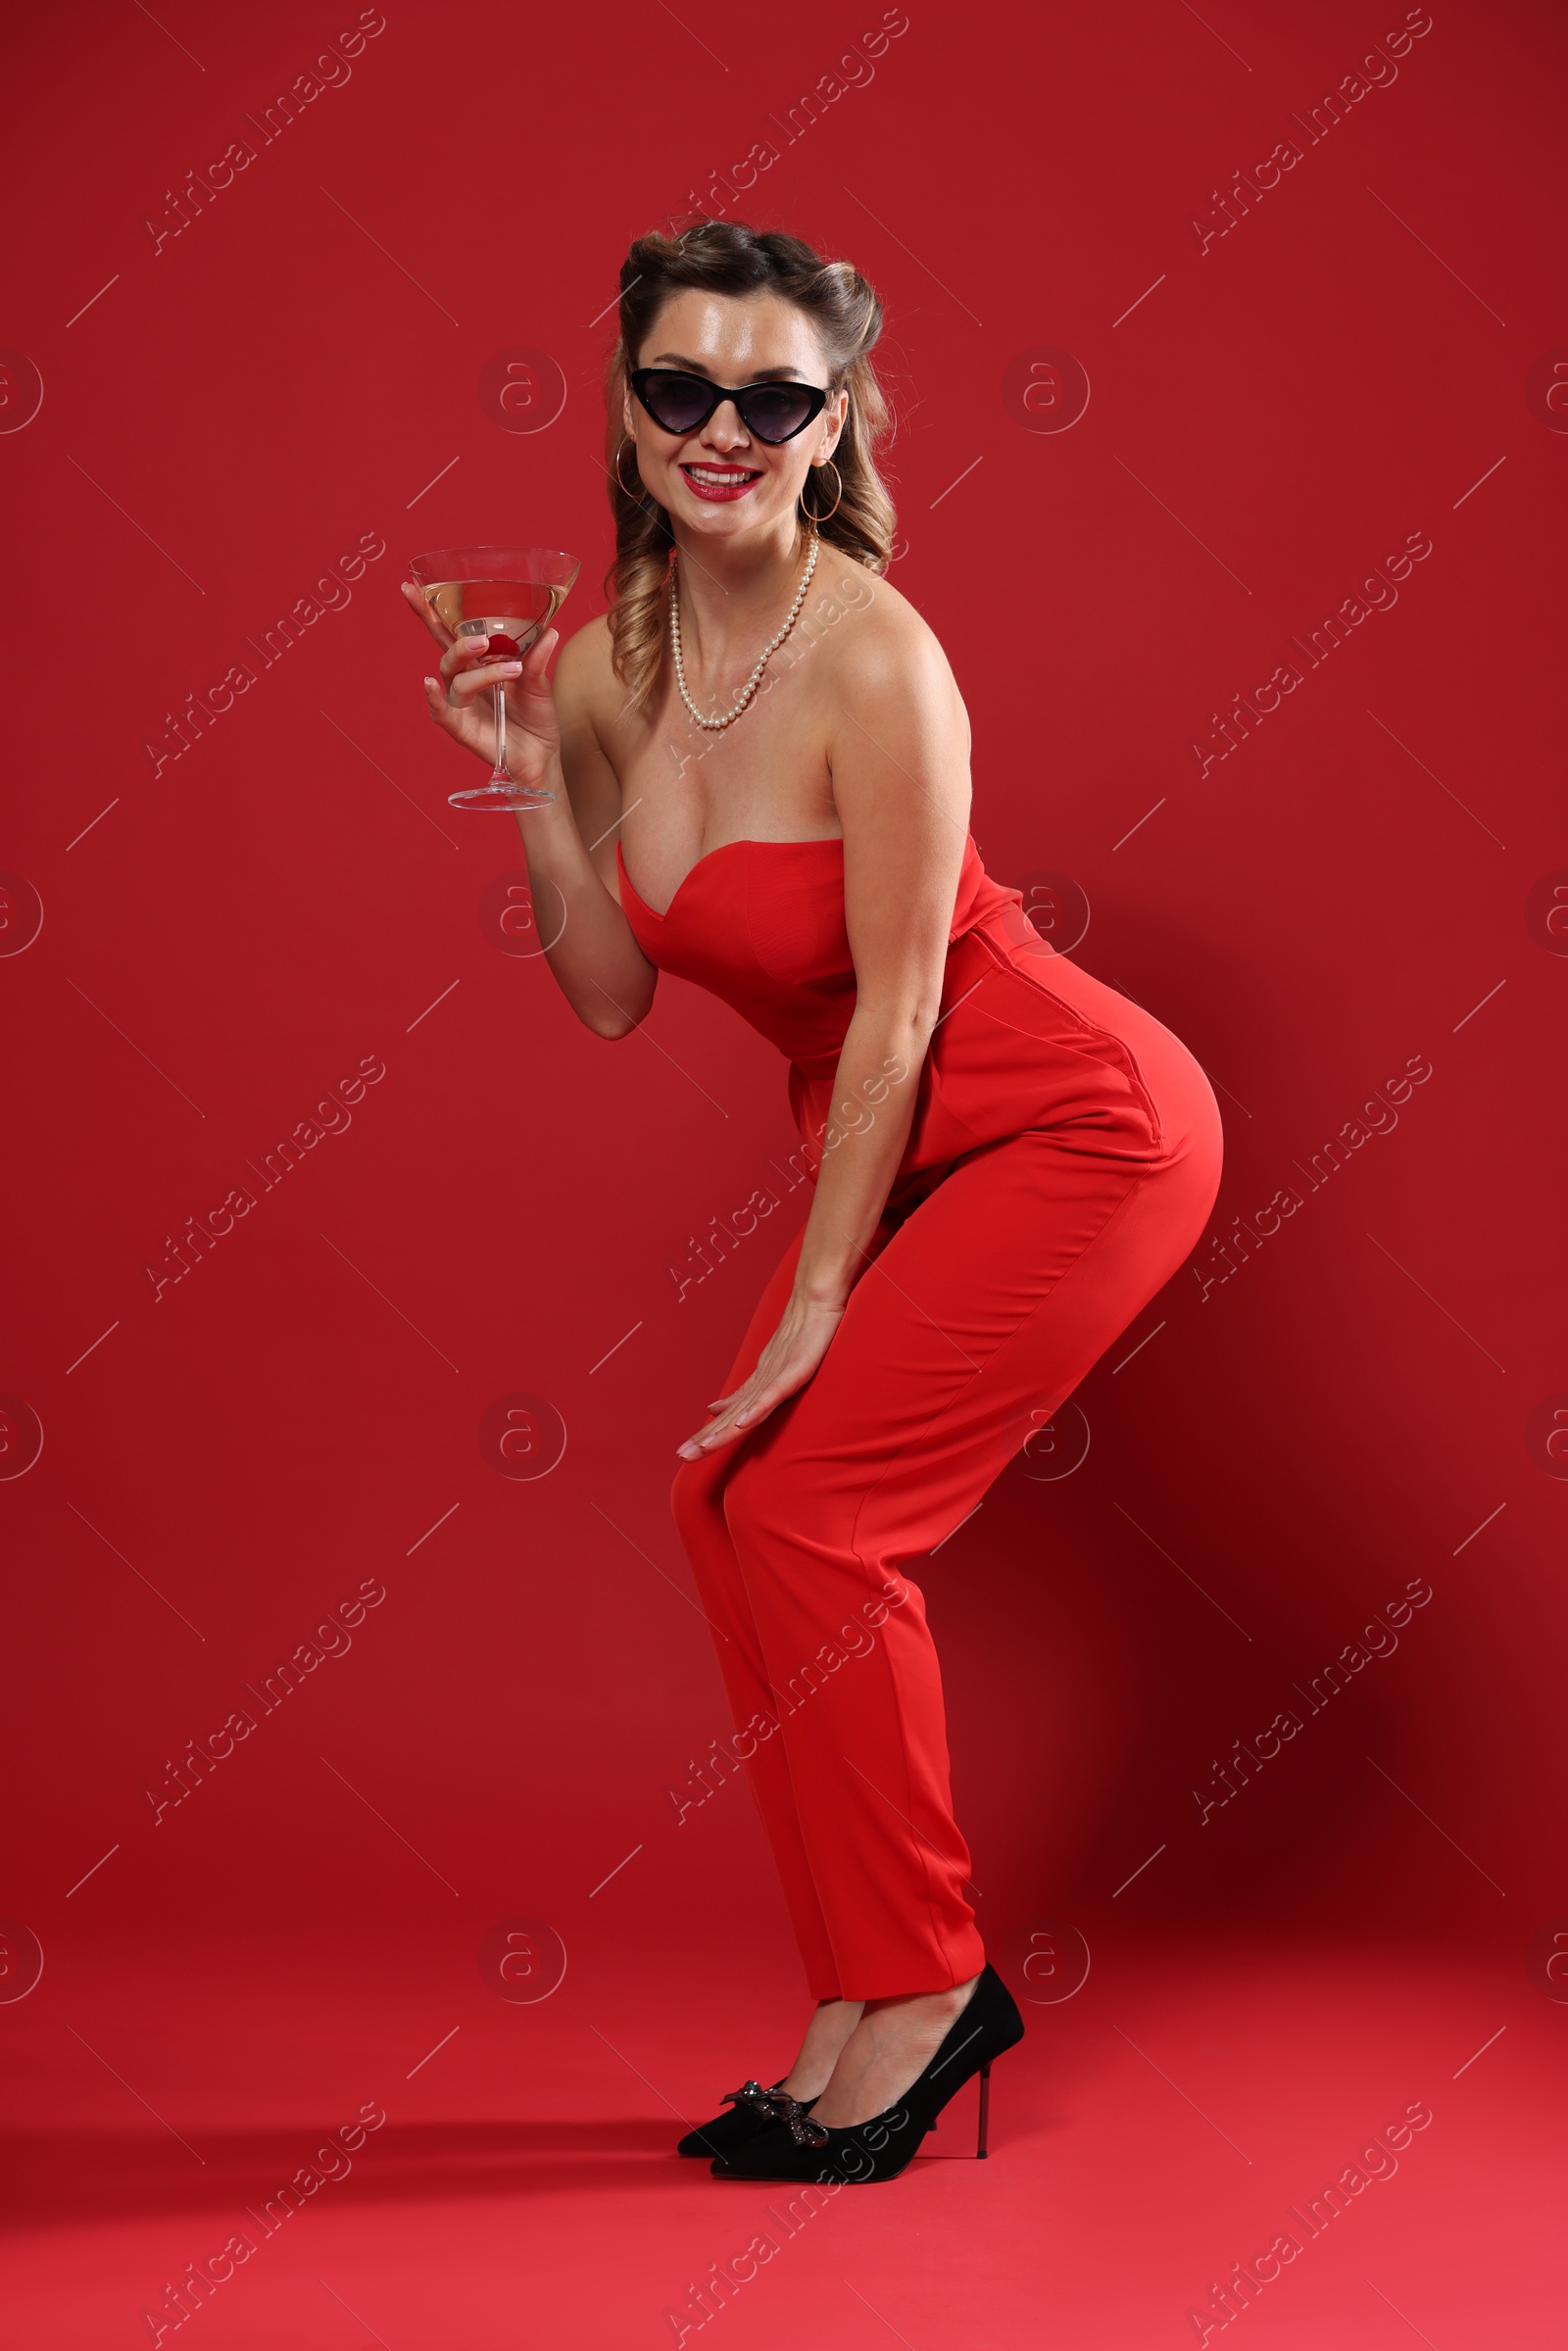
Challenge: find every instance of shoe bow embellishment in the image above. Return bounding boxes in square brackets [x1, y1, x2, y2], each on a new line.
[721, 2080, 793, 2119]
[718, 2082, 827, 2144]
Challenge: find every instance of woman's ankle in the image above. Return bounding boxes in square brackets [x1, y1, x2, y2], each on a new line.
[862, 1971, 981, 2020]
[779, 1996, 863, 2096]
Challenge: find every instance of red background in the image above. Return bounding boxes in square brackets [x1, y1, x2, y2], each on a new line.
[2, 1, 1564, 2342]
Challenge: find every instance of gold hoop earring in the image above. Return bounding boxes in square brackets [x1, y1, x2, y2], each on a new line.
[614, 437, 642, 500]
[807, 459, 843, 522]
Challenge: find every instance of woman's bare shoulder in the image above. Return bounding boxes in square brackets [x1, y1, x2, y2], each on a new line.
[811, 559, 964, 734]
[814, 561, 948, 679]
[554, 610, 617, 717]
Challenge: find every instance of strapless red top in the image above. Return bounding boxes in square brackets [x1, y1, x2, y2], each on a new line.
[615, 833, 1174, 1191]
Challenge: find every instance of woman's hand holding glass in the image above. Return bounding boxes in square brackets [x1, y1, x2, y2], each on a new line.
[400, 579, 562, 800]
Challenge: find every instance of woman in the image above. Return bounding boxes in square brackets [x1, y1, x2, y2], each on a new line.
[403, 220, 1223, 2185]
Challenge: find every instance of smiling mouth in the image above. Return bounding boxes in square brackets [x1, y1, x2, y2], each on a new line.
[680, 463, 762, 501]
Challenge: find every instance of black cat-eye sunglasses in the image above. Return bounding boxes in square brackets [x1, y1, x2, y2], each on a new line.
[629, 367, 830, 446]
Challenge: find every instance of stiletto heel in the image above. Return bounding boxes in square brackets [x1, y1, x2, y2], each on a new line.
[710, 1964, 1023, 2184]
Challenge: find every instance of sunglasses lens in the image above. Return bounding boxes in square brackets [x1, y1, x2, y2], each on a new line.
[640, 372, 714, 434]
[739, 383, 819, 443]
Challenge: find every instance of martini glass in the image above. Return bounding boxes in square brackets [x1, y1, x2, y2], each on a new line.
[409, 544, 581, 809]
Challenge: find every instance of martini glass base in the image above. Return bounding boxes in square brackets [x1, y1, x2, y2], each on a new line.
[448, 780, 557, 811]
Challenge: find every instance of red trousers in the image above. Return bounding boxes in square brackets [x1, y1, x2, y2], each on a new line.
[671, 1004, 1222, 2000]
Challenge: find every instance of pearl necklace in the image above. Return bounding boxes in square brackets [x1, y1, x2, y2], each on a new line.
[669, 531, 820, 730]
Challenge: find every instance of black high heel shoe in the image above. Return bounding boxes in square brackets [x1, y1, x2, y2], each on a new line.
[676, 2079, 819, 2159]
[709, 1964, 1023, 2183]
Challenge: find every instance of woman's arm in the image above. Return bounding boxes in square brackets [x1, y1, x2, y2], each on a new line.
[514, 625, 660, 1036]
[402, 588, 656, 1037]
[678, 612, 971, 1457]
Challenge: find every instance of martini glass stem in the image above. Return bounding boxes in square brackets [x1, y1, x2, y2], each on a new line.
[490, 680, 510, 790]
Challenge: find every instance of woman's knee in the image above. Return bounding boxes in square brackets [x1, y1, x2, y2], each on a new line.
[721, 1452, 794, 1552]
[670, 1446, 731, 1543]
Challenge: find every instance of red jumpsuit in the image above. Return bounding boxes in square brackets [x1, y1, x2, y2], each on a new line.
[619, 834, 1222, 2000]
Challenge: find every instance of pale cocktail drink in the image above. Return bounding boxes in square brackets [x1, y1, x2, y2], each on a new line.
[409, 545, 581, 809]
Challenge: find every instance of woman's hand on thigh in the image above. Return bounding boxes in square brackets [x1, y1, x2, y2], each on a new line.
[677, 1293, 846, 1457]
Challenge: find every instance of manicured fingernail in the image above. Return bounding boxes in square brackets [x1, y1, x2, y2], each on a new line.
[676, 1443, 699, 1458]
[500, 661, 523, 674]
[423, 676, 438, 691]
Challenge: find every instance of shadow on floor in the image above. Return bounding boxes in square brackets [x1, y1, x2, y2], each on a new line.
[0, 2119, 703, 2229]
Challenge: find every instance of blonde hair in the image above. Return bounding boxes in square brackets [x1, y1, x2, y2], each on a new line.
[603, 218, 896, 707]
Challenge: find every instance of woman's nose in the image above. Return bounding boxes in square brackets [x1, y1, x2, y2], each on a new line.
[701, 399, 752, 451]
